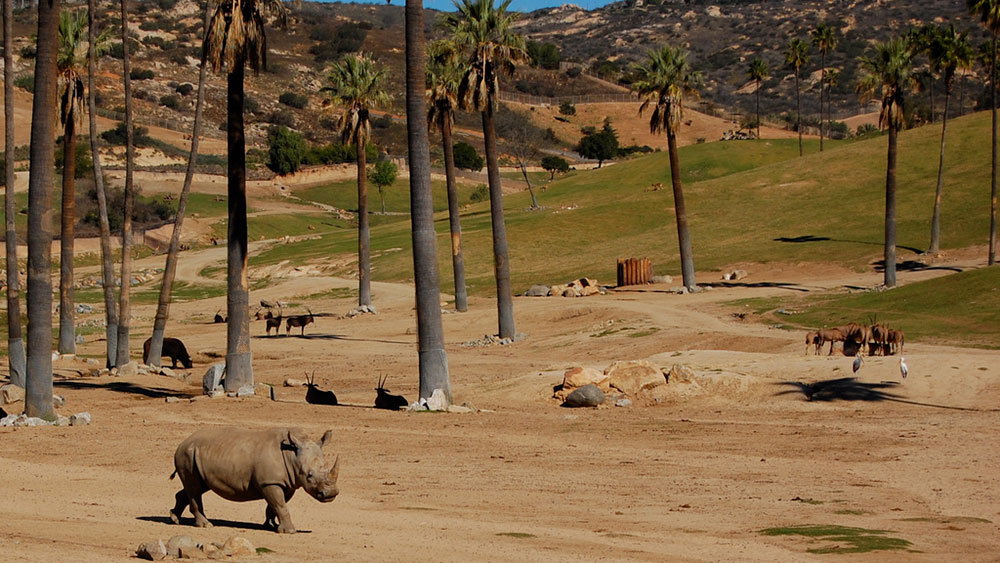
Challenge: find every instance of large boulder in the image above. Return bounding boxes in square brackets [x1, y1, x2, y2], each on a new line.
[524, 284, 550, 297]
[667, 364, 696, 384]
[604, 360, 665, 396]
[202, 363, 226, 395]
[117, 361, 139, 378]
[563, 384, 604, 408]
[0, 384, 25, 405]
[562, 367, 607, 390]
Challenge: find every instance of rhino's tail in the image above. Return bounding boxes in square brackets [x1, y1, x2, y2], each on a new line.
[169, 470, 177, 480]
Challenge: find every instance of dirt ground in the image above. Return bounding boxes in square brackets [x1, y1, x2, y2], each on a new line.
[1, 245, 999, 562]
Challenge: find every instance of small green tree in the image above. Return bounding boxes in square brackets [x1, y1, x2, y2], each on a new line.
[575, 123, 618, 167]
[267, 125, 306, 175]
[453, 140, 484, 171]
[367, 158, 397, 214]
[559, 100, 576, 116]
[541, 155, 569, 180]
[526, 40, 560, 69]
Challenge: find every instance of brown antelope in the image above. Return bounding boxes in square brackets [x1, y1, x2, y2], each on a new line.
[286, 308, 315, 336]
[265, 307, 283, 336]
[805, 331, 820, 355]
[817, 327, 846, 356]
[886, 328, 905, 355]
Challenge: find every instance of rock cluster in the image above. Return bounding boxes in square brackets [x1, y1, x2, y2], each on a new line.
[553, 361, 706, 408]
[462, 333, 527, 347]
[136, 535, 255, 560]
[1, 411, 92, 427]
[523, 277, 606, 298]
[347, 304, 378, 317]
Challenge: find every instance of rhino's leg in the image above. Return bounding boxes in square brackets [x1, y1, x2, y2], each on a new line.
[170, 490, 189, 524]
[262, 485, 295, 533]
[182, 482, 212, 528]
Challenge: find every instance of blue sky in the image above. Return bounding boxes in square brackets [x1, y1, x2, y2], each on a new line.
[317, 0, 612, 14]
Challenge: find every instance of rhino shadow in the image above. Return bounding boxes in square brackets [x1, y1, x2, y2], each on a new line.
[136, 515, 312, 533]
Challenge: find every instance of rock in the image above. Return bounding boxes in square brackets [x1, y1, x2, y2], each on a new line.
[178, 544, 207, 559]
[561, 287, 581, 297]
[563, 384, 604, 407]
[254, 382, 273, 398]
[547, 284, 567, 296]
[725, 269, 748, 281]
[202, 363, 226, 395]
[561, 367, 606, 391]
[236, 385, 255, 398]
[166, 535, 198, 558]
[201, 543, 221, 559]
[117, 361, 139, 378]
[580, 285, 602, 297]
[222, 536, 255, 557]
[615, 398, 633, 407]
[75, 335, 85, 344]
[667, 364, 696, 384]
[604, 360, 665, 396]
[284, 377, 307, 387]
[53, 394, 65, 407]
[446, 404, 473, 414]
[70, 412, 91, 426]
[524, 284, 550, 297]
[160, 367, 176, 378]
[165, 397, 181, 404]
[425, 389, 449, 411]
[650, 275, 673, 284]
[136, 539, 167, 561]
[1, 383, 25, 405]
[54, 415, 71, 427]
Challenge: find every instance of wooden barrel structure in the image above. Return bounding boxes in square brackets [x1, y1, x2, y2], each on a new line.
[617, 257, 652, 286]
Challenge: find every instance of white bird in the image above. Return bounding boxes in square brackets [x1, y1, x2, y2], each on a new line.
[852, 355, 864, 374]
[899, 356, 908, 379]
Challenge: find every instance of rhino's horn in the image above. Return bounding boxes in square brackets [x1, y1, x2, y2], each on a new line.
[330, 455, 340, 481]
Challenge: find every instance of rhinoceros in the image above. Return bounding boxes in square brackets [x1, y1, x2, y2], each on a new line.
[169, 427, 340, 533]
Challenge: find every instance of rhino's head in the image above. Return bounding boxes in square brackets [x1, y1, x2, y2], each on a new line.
[287, 430, 340, 502]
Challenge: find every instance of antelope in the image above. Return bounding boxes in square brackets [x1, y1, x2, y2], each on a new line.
[304, 372, 338, 406]
[374, 376, 408, 411]
[265, 307, 283, 336]
[285, 308, 314, 336]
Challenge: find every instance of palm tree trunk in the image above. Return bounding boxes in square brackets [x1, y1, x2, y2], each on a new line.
[116, 0, 134, 366]
[884, 120, 898, 287]
[3, 0, 26, 387]
[441, 119, 467, 312]
[58, 110, 77, 354]
[147, 2, 210, 366]
[482, 106, 515, 339]
[357, 141, 371, 307]
[990, 30, 998, 266]
[667, 126, 695, 288]
[520, 161, 539, 209]
[405, 0, 450, 401]
[224, 62, 252, 391]
[795, 70, 803, 157]
[755, 78, 761, 139]
[87, 0, 117, 369]
[929, 80, 952, 255]
[819, 53, 825, 152]
[25, 0, 60, 419]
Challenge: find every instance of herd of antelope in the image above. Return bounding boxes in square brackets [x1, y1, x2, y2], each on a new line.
[805, 320, 904, 357]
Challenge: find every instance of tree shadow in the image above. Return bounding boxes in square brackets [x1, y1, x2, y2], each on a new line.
[54, 380, 193, 399]
[252, 333, 410, 345]
[614, 281, 812, 293]
[774, 234, 923, 254]
[871, 259, 963, 273]
[776, 377, 902, 402]
[136, 515, 311, 533]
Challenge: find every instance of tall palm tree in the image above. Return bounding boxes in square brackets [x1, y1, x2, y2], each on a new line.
[326, 53, 391, 309]
[857, 37, 915, 288]
[56, 8, 110, 355]
[86, 0, 117, 368]
[811, 23, 838, 152]
[25, 0, 61, 419]
[4, 0, 26, 387]
[406, 0, 451, 401]
[746, 57, 769, 139]
[147, 1, 211, 367]
[785, 37, 810, 157]
[426, 39, 468, 312]
[969, 0, 1000, 265]
[204, 0, 287, 390]
[825, 68, 840, 136]
[115, 0, 135, 366]
[633, 45, 702, 290]
[445, 0, 527, 339]
[927, 25, 974, 255]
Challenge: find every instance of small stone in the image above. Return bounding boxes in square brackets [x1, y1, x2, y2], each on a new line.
[236, 385, 254, 398]
[136, 539, 167, 561]
[75, 335, 86, 344]
[425, 389, 449, 411]
[650, 275, 672, 284]
[524, 284, 550, 297]
[446, 404, 473, 414]
[160, 367, 176, 378]
[667, 364, 696, 384]
[222, 536, 255, 557]
[70, 412, 91, 426]
[53, 394, 65, 407]
[202, 363, 226, 395]
[54, 415, 71, 427]
[165, 397, 181, 404]
[563, 384, 605, 408]
[117, 361, 139, 378]
[178, 544, 207, 559]
[284, 378, 307, 387]
[254, 383, 272, 397]
[615, 398, 633, 407]
[165, 535, 198, 558]
[0, 383, 25, 405]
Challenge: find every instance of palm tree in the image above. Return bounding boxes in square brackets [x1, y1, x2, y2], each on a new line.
[785, 37, 810, 157]
[969, 0, 1000, 265]
[204, 0, 287, 390]
[427, 39, 468, 312]
[927, 25, 974, 255]
[825, 68, 840, 136]
[115, 0, 135, 366]
[86, 0, 118, 368]
[811, 23, 838, 152]
[3, 0, 26, 387]
[325, 53, 391, 309]
[445, 0, 527, 339]
[746, 57, 769, 139]
[405, 0, 451, 401]
[857, 37, 915, 288]
[632, 45, 702, 289]
[147, 1, 211, 367]
[25, 0, 61, 419]
[56, 8, 110, 355]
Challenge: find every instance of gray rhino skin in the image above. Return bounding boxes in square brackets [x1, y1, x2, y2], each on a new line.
[169, 427, 340, 533]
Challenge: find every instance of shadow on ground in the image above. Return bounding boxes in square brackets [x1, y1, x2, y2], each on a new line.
[774, 234, 923, 254]
[776, 377, 903, 402]
[54, 380, 193, 399]
[136, 515, 311, 533]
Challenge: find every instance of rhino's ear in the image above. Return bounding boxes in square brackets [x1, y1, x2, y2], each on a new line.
[319, 430, 333, 449]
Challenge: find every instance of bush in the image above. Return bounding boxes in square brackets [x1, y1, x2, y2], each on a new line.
[309, 21, 368, 62]
[278, 91, 308, 109]
[453, 141, 484, 171]
[268, 109, 296, 127]
[100, 122, 152, 146]
[159, 94, 180, 109]
[372, 113, 393, 129]
[267, 126, 307, 175]
[129, 68, 155, 80]
[559, 100, 576, 116]
[526, 41, 561, 70]
[133, 89, 149, 100]
[83, 186, 173, 233]
[469, 184, 489, 204]
[19, 45, 35, 59]
[108, 39, 142, 60]
[14, 74, 33, 92]
[175, 83, 194, 96]
[565, 66, 582, 78]
[54, 138, 94, 179]
[540, 155, 569, 179]
[244, 96, 261, 115]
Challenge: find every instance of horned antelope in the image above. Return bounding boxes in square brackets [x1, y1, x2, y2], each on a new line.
[286, 308, 315, 336]
[265, 307, 283, 337]
[304, 371, 338, 406]
[374, 376, 408, 410]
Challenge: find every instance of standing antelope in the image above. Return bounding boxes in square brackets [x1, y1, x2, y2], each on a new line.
[286, 308, 315, 336]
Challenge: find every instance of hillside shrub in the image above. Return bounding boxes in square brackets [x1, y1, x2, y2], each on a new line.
[268, 109, 296, 127]
[453, 141, 484, 172]
[14, 74, 33, 92]
[175, 83, 194, 96]
[559, 100, 576, 116]
[527, 41, 561, 70]
[129, 68, 155, 80]
[279, 91, 308, 109]
[267, 126, 307, 175]
[469, 184, 489, 203]
[159, 94, 180, 109]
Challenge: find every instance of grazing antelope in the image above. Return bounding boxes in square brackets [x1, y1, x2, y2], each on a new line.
[304, 372, 338, 406]
[817, 327, 846, 356]
[213, 310, 225, 323]
[374, 376, 408, 410]
[805, 331, 820, 355]
[286, 308, 314, 336]
[886, 328, 905, 355]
